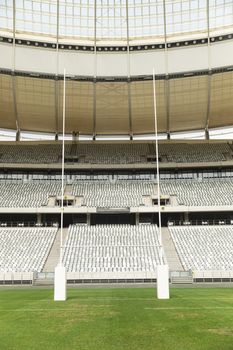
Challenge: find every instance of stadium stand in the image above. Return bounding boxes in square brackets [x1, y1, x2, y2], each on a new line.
[159, 143, 232, 163]
[0, 144, 61, 163]
[70, 143, 149, 164]
[169, 225, 233, 270]
[0, 227, 58, 272]
[160, 178, 233, 206]
[62, 224, 164, 273]
[0, 142, 231, 164]
[0, 181, 61, 207]
[72, 180, 156, 207]
[0, 177, 232, 209]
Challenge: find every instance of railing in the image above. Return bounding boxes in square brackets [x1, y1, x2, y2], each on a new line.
[170, 270, 192, 277]
[35, 272, 54, 280]
[168, 219, 233, 227]
[0, 222, 59, 228]
[193, 270, 233, 282]
[0, 272, 33, 284]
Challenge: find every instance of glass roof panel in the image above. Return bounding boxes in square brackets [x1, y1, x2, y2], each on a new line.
[165, 0, 207, 37]
[0, 0, 13, 33]
[0, 0, 232, 42]
[15, 0, 57, 36]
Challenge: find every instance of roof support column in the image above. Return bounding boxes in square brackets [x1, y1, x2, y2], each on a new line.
[163, 0, 170, 139]
[54, 0, 59, 140]
[126, 0, 133, 139]
[12, 0, 20, 140]
[93, 0, 97, 140]
[205, 0, 212, 139]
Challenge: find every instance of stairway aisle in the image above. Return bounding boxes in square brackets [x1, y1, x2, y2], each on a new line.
[162, 227, 184, 271]
[43, 228, 69, 272]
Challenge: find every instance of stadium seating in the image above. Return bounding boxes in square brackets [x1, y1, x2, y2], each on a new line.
[160, 178, 233, 206]
[169, 225, 233, 270]
[0, 181, 61, 207]
[0, 144, 61, 163]
[72, 180, 156, 207]
[0, 227, 58, 272]
[71, 143, 149, 163]
[0, 143, 231, 164]
[159, 143, 231, 163]
[0, 177, 232, 208]
[62, 224, 164, 273]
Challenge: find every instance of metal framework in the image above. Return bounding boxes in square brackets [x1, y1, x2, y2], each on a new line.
[0, 1, 233, 138]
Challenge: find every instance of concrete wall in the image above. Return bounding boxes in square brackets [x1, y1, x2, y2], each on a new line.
[1, 40, 233, 76]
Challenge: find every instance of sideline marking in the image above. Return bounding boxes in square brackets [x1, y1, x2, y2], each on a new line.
[145, 306, 233, 310]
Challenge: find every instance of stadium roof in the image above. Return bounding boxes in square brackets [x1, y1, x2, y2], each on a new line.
[0, 68, 233, 137]
[0, 1, 233, 139]
[1, 0, 233, 44]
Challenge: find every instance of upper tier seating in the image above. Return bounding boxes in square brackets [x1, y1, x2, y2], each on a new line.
[0, 144, 61, 163]
[63, 224, 164, 273]
[0, 227, 57, 272]
[169, 225, 233, 270]
[0, 143, 231, 164]
[160, 178, 233, 206]
[0, 181, 61, 207]
[159, 143, 231, 163]
[0, 143, 149, 164]
[70, 143, 149, 163]
[72, 180, 156, 207]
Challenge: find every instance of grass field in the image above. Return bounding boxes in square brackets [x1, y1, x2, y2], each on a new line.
[1, 287, 233, 350]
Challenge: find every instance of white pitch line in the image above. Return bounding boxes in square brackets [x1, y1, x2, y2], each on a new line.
[1, 306, 233, 312]
[2, 297, 233, 303]
[0, 306, 110, 312]
[145, 306, 233, 310]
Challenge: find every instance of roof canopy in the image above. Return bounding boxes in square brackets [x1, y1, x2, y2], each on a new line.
[1, 68, 233, 136]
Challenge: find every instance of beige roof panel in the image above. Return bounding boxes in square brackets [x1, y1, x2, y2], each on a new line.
[0, 71, 232, 135]
[169, 75, 208, 132]
[58, 80, 94, 134]
[96, 82, 129, 134]
[131, 80, 167, 134]
[16, 76, 55, 132]
[209, 71, 233, 129]
[0, 74, 16, 129]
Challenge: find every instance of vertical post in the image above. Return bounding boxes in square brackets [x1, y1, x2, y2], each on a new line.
[205, 0, 212, 136]
[12, 0, 20, 138]
[93, 0, 97, 139]
[152, 68, 163, 265]
[54, 0, 59, 135]
[153, 68, 169, 299]
[126, 0, 133, 138]
[54, 68, 67, 301]
[162, 0, 170, 138]
[60, 68, 66, 264]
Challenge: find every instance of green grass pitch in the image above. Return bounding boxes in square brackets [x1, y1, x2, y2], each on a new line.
[0, 287, 233, 350]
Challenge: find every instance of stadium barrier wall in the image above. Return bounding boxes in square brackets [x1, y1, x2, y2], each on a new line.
[66, 271, 157, 280]
[193, 270, 233, 282]
[0, 272, 33, 284]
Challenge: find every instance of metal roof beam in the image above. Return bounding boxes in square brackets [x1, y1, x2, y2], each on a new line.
[93, 0, 97, 140]
[163, 0, 170, 137]
[54, 0, 59, 137]
[126, 0, 133, 139]
[205, 0, 212, 136]
[12, 0, 20, 138]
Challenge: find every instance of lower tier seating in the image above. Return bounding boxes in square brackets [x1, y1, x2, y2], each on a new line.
[62, 224, 164, 273]
[169, 225, 233, 270]
[0, 227, 58, 272]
